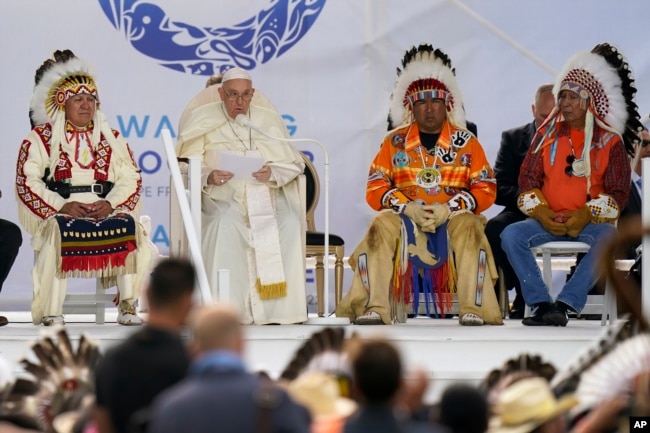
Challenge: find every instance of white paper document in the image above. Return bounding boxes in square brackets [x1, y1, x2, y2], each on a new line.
[206, 150, 265, 180]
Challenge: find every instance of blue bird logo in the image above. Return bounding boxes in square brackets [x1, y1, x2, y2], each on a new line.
[98, 0, 326, 75]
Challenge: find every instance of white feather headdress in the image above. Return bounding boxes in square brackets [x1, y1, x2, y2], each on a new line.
[27, 52, 133, 182]
[388, 44, 466, 130]
[549, 43, 643, 156]
[30, 57, 99, 127]
[553, 51, 625, 135]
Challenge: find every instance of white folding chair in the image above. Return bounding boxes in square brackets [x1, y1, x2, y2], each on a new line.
[527, 241, 617, 325]
[62, 281, 114, 324]
[59, 215, 157, 324]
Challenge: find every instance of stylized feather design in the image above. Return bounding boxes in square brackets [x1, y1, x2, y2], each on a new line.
[0, 328, 101, 432]
[98, 0, 326, 75]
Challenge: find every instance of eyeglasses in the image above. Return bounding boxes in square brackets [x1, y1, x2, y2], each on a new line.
[223, 90, 253, 101]
[565, 154, 575, 176]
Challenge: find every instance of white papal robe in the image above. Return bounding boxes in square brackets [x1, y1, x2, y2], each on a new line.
[177, 101, 307, 325]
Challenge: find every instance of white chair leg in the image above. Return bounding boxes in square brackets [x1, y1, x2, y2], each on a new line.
[95, 280, 106, 325]
[542, 251, 553, 288]
[602, 278, 617, 326]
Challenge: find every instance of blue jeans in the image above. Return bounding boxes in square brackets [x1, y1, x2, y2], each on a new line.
[501, 219, 616, 312]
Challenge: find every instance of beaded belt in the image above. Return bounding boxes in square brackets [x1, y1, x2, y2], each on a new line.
[46, 181, 113, 199]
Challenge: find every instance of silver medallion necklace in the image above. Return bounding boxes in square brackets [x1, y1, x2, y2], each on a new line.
[415, 125, 447, 189]
[567, 136, 586, 177]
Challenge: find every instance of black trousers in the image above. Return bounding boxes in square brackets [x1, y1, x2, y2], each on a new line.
[485, 209, 526, 306]
[0, 219, 22, 292]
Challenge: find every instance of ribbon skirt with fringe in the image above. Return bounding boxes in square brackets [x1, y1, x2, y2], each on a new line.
[54, 213, 137, 278]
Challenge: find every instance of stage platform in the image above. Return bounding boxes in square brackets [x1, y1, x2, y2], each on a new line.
[0, 308, 614, 403]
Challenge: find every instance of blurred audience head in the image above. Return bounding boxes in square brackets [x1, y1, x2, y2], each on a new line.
[146, 257, 196, 311]
[439, 383, 488, 433]
[190, 304, 243, 355]
[351, 339, 402, 405]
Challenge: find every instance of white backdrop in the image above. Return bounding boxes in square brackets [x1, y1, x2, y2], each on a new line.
[1, 0, 649, 304]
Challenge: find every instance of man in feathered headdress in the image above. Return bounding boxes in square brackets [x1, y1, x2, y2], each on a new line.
[335, 44, 503, 326]
[15, 50, 154, 326]
[502, 43, 643, 326]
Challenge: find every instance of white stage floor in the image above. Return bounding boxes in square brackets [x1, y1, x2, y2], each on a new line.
[0, 308, 615, 403]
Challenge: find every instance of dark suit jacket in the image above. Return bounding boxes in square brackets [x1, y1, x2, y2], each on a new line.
[494, 121, 536, 211]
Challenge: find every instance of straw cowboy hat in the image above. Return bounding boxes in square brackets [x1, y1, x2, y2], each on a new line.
[286, 371, 357, 420]
[489, 377, 578, 433]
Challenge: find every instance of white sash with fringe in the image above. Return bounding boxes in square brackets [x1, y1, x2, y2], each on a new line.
[246, 182, 287, 299]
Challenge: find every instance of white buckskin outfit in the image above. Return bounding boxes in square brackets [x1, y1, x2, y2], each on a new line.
[16, 53, 152, 325]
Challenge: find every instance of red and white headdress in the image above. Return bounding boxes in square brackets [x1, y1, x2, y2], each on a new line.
[30, 55, 99, 127]
[388, 44, 466, 130]
[27, 51, 131, 178]
[530, 43, 643, 198]
[550, 43, 642, 156]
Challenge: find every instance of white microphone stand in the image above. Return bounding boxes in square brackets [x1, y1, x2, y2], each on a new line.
[236, 115, 349, 325]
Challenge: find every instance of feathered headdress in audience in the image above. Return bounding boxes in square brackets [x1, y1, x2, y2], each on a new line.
[550, 317, 633, 396]
[280, 327, 353, 388]
[280, 327, 358, 427]
[0, 328, 100, 432]
[480, 353, 557, 405]
[570, 333, 650, 417]
[388, 43, 467, 130]
[551, 226, 650, 418]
